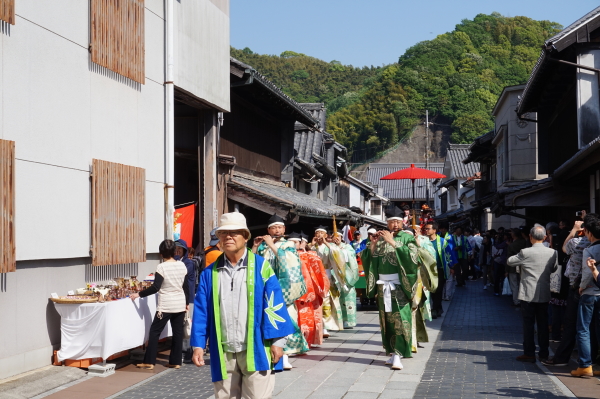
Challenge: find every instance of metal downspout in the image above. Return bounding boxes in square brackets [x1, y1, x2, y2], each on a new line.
[164, 0, 175, 239]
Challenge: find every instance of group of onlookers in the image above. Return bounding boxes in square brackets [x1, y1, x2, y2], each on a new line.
[452, 212, 600, 377]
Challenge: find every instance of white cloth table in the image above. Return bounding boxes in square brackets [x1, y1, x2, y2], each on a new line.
[54, 296, 171, 361]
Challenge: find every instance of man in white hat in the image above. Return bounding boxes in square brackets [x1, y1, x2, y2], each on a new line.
[191, 212, 295, 399]
[252, 214, 309, 370]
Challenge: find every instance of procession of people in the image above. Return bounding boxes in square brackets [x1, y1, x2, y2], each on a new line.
[178, 206, 449, 398]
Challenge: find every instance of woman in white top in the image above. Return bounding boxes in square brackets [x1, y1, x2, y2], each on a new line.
[130, 239, 189, 370]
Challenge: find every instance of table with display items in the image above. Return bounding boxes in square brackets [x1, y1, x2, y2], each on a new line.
[53, 296, 171, 366]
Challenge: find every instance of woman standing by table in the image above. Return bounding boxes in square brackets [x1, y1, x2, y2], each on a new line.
[130, 239, 189, 370]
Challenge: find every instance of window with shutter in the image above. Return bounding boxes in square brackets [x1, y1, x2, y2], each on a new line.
[0, 0, 14, 25]
[0, 139, 15, 273]
[90, 0, 145, 84]
[91, 159, 146, 266]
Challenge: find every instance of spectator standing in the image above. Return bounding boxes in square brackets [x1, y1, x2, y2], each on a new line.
[175, 239, 196, 363]
[449, 227, 471, 287]
[492, 233, 508, 296]
[543, 219, 591, 367]
[130, 240, 189, 370]
[571, 214, 600, 377]
[507, 228, 527, 306]
[203, 228, 223, 268]
[507, 225, 558, 363]
[480, 233, 493, 290]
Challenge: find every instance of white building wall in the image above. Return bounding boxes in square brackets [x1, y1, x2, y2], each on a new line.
[174, 0, 230, 112]
[0, 0, 230, 379]
[349, 184, 361, 209]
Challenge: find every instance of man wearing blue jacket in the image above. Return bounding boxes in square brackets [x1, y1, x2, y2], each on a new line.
[191, 212, 294, 399]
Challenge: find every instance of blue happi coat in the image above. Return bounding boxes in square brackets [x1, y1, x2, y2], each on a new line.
[191, 251, 295, 382]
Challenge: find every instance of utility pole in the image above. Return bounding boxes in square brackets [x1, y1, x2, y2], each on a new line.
[425, 110, 430, 207]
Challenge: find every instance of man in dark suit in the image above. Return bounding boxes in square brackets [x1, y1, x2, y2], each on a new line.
[507, 225, 558, 363]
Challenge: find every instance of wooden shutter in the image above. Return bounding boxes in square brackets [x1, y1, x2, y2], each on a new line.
[0, 0, 15, 25]
[90, 0, 145, 84]
[92, 159, 146, 266]
[0, 139, 15, 273]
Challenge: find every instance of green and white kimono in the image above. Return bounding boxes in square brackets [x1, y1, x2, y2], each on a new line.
[411, 236, 439, 349]
[361, 232, 421, 358]
[257, 239, 309, 355]
[316, 243, 346, 331]
[338, 242, 360, 327]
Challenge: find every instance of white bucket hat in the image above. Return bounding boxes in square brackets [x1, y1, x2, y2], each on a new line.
[216, 212, 251, 238]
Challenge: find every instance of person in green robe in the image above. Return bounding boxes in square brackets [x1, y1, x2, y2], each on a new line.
[333, 232, 360, 328]
[361, 207, 422, 370]
[253, 214, 309, 371]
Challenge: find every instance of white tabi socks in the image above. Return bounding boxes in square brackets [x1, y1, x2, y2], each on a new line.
[391, 354, 403, 370]
[323, 329, 329, 338]
[385, 355, 394, 365]
[283, 354, 293, 370]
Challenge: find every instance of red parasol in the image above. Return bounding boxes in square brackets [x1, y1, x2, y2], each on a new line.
[380, 164, 446, 226]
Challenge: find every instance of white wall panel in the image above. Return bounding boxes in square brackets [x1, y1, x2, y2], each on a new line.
[89, 73, 140, 167]
[146, 181, 164, 253]
[138, 82, 165, 182]
[174, 0, 230, 111]
[2, 18, 91, 170]
[17, 0, 89, 48]
[145, 8, 165, 84]
[145, 0, 164, 19]
[15, 161, 90, 260]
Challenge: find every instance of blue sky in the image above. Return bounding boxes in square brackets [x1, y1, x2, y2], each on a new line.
[231, 1, 599, 67]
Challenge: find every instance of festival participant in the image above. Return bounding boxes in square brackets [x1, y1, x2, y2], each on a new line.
[190, 212, 294, 399]
[361, 207, 423, 370]
[288, 232, 330, 347]
[448, 227, 471, 287]
[252, 215, 309, 370]
[312, 225, 347, 334]
[424, 222, 456, 319]
[333, 231, 360, 328]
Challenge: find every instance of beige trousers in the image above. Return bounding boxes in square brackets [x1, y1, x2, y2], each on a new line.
[213, 351, 275, 399]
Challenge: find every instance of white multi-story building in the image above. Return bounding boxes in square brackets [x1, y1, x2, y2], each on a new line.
[0, 0, 230, 378]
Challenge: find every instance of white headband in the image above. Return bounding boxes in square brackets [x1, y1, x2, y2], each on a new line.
[315, 228, 327, 233]
[288, 238, 301, 242]
[268, 222, 285, 228]
[301, 237, 308, 242]
[387, 217, 403, 221]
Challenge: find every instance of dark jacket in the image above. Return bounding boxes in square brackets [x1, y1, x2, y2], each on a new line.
[175, 239, 196, 301]
[506, 237, 527, 273]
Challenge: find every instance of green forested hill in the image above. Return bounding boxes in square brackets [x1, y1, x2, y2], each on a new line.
[232, 13, 562, 159]
[230, 47, 381, 112]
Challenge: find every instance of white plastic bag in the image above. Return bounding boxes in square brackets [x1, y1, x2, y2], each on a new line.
[502, 277, 512, 295]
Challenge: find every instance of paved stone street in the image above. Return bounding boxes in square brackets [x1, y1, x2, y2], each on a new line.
[40, 280, 583, 399]
[415, 280, 571, 399]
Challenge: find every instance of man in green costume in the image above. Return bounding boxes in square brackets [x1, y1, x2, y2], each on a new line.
[361, 207, 421, 370]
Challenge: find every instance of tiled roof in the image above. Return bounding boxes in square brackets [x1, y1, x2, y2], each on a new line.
[545, 7, 600, 48]
[366, 163, 444, 201]
[446, 143, 480, 178]
[497, 177, 553, 197]
[553, 136, 600, 180]
[228, 173, 362, 220]
[230, 57, 319, 129]
[518, 7, 600, 115]
[294, 131, 323, 163]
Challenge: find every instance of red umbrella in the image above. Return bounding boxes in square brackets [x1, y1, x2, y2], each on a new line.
[380, 164, 446, 221]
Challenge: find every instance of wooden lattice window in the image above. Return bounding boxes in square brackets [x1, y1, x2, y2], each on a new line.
[92, 159, 146, 266]
[90, 0, 145, 84]
[0, 140, 15, 273]
[0, 0, 15, 25]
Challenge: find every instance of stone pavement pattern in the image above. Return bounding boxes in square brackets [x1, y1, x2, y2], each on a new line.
[414, 281, 568, 398]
